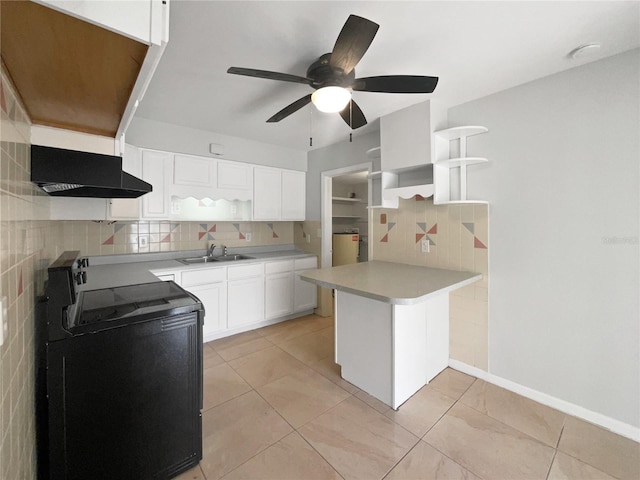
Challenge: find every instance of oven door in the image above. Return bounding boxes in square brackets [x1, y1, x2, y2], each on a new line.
[46, 312, 202, 480]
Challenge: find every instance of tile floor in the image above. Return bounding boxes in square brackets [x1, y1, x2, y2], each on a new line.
[176, 314, 640, 480]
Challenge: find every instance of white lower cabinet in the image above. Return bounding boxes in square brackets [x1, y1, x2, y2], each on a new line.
[180, 267, 228, 338]
[188, 283, 228, 337]
[265, 260, 294, 319]
[294, 257, 318, 312]
[227, 263, 265, 328]
[160, 255, 316, 341]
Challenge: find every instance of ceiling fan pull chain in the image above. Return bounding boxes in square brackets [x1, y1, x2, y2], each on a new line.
[309, 108, 313, 147]
[349, 100, 353, 142]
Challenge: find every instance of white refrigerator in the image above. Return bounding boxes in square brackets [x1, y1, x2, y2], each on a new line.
[332, 233, 359, 266]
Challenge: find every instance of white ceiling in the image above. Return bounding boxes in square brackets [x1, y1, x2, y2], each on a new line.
[135, 1, 640, 152]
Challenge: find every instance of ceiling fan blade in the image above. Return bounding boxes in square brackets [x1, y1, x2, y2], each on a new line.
[353, 75, 439, 93]
[227, 67, 312, 85]
[330, 15, 379, 75]
[267, 94, 312, 123]
[339, 99, 367, 129]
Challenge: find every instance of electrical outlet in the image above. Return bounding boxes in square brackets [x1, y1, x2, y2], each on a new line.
[421, 238, 430, 253]
[245, 232, 252, 242]
[171, 201, 181, 214]
[139, 235, 149, 247]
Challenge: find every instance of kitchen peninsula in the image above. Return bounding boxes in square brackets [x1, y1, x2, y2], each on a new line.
[301, 261, 481, 409]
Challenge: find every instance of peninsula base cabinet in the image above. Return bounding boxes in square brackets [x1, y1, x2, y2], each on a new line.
[335, 290, 449, 410]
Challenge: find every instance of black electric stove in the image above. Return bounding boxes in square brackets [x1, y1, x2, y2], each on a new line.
[36, 251, 204, 480]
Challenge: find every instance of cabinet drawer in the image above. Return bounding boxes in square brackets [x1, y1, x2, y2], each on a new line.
[228, 263, 264, 280]
[265, 260, 294, 275]
[294, 257, 317, 270]
[181, 267, 226, 287]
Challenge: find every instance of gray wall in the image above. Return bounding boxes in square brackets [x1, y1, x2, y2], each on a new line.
[306, 129, 381, 220]
[449, 49, 639, 428]
[127, 117, 307, 170]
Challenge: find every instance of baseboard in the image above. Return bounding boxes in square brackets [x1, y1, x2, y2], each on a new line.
[448, 359, 640, 443]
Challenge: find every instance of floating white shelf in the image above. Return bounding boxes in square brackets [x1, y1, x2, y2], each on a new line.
[434, 126, 488, 140]
[366, 146, 381, 158]
[436, 157, 488, 167]
[433, 125, 489, 205]
[332, 215, 361, 220]
[382, 184, 434, 209]
[332, 196, 364, 203]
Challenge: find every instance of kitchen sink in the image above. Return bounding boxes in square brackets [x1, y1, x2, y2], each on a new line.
[178, 254, 254, 264]
[211, 254, 254, 262]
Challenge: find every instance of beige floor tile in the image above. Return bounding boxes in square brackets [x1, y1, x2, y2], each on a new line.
[200, 391, 293, 480]
[215, 336, 273, 362]
[557, 416, 640, 480]
[203, 344, 225, 370]
[299, 396, 419, 480]
[385, 441, 482, 480]
[426, 368, 476, 400]
[203, 363, 252, 411]
[278, 326, 335, 365]
[228, 345, 311, 388]
[222, 431, 343, 480]
[547, 451, 618, 480]
[385, 386, 456, 437]
[210, 329, 264, 351]
[259, 315, 334, 344]
[354, 389, 391, 415]
[308, 355, 360, 394]
[460, 380, 565, 447]
[424, 403, 555, 479]
[173, 464, 206, 480]
[257, 369, 351, 428]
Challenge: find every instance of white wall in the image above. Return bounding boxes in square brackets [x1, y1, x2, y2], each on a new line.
[306, 130, 380, 220]
[449, 49, 639, 429]
[127, 117, 307, 171]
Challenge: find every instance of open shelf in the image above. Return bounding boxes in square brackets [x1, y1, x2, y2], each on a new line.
[436, 157, 488, 167]
[434, 126, 488, 140]
[332, 196, 364, 203]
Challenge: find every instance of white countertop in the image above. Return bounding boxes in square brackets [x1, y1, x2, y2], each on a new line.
[301, 261, 482, 305]
[79, 249, 316, 291]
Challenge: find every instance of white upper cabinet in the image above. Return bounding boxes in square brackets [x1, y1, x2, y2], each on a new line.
[253, 167, 283, 220]
[171, 154, 216, 200]
[141, 149, 172, 219]
[281, 170, 305, 220]
[217, 160, 253, 201]
[35, 0, 167, 45]
[380, 99, 447, 171]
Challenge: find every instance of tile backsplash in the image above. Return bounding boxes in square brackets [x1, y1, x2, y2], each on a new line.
[371, 197, 489, 370]
[60, 220, 293, 256]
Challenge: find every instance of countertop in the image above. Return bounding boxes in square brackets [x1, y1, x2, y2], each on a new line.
[78, 249, 316, 291]
[300, 261, 482, 305]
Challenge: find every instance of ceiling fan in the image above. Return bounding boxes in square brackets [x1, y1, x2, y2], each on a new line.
[227, 14, 439, 129]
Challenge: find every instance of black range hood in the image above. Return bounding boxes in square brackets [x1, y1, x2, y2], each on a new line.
[31, 145, 152, 199]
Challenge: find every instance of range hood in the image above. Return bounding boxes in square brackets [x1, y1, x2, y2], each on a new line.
[31, 145, 152, 199]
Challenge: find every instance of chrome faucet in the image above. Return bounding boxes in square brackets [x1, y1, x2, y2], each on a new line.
[208, 243, 216, 257]
[222, 245, 228, 256]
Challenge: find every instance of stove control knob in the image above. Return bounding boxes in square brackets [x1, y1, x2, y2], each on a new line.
[75, 271, 87, 285]
[78, 258, 90, 268]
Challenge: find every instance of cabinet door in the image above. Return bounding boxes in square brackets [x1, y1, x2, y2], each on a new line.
[217, 160, 253, 201]
[109, 144, 141, 220]
[188, 282, 228, 339]
[281, 170, 305, 220]
[294, 271, 317, 312]
[141, 150, 171, 219]
[227, 276, 265, 328]
[253, 167, 282, 220]
[265, 272, 294, 320]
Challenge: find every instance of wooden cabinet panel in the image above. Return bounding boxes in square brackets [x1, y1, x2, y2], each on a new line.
[141, 149, 171, 219]
[281, 170, 306, 220]
[227, 276, 265, 328]
[265, 272, 294, 320]
[189, 282, 228, 338]
[253, 167, 282, 220]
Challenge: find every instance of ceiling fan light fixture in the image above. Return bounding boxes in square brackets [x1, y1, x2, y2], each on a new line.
[311, 86, 351, 113]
